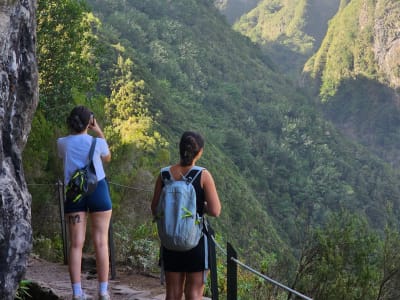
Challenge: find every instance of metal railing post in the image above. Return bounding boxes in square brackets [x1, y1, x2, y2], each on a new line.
[106, 179, 117, 279]
[57, 180, 68, 265]
[227, 242, 237, 300]
[207, 226, 218, 300]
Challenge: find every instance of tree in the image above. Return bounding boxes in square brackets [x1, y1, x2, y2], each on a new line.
[104, 54, 166, 154]
[37, 0, 99, 121]
[293, 211, 381, 300]
[376, 207, 400, 299]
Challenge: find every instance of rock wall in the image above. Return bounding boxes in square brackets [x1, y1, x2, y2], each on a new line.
[0, 0, 38, 299]
[374, 0, 400, 88]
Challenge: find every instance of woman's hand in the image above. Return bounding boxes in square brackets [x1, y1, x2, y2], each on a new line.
[89, 118, 105, 139]
[89, 118, 111, 162]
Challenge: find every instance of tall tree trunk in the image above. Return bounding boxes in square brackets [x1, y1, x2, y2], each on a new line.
[0, 0, 38, 299]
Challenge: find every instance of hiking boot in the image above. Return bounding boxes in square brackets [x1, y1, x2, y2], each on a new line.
[98, 293, 111, 300]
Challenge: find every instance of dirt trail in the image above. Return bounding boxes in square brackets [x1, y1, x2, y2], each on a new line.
[25, 255, 211, 300]
[25, 255, 165, 300]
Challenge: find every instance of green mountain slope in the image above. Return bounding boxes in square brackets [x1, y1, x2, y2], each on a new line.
[304, 0, 400, 167]
[85, 0, 400, 247]
[26, 0, 400, 296]
[226, 0, 400, 169]
[232, 0, 341, 78]
[86, 0, 295, 274]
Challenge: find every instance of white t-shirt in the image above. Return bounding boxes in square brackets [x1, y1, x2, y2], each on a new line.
[57, 133, 110, 185]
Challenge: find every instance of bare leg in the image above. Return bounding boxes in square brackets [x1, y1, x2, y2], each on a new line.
[184, 271, 207, 300]
[66, 212, 87, 283]
[90, 210, 112, 282]
[165, 271, 185, 300]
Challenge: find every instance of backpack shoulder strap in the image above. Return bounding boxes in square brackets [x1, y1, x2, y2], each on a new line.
[161, 166, 205, 184]
[183, 166, 205, 184]
[88, 137, 97, 161]
[160, 166, 172, 183]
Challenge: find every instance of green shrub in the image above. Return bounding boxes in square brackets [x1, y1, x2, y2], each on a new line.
[15, 280, 31, 300]
[114, 221, 159, 273]
[32, 234, 63, 262]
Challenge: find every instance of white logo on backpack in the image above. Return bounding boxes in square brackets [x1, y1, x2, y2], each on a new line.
[156, 166, 204, 251]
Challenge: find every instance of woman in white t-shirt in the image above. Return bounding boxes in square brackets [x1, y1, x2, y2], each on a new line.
[57, 106, 112, 300]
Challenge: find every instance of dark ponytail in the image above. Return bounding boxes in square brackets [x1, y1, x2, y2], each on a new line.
[67, 106, 92, 133]
[179, 131, 204, 166]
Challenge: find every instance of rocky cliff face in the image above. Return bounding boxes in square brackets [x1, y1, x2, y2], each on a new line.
[304, 0, 400, 92]
[301, 0, 400, 167]
[215, 0, 260, 24]
[374, 0, 400, 88]
[0, 0, 38, 299]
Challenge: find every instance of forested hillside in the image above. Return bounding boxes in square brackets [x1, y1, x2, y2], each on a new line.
[231, 0, 341, 78]
[26, 0, 400, 298]
[231, 0, 400, 169]
[304, 0, 400, 168]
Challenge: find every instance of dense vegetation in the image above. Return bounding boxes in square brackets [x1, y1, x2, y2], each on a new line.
[26, 0, 400, 298]
[232, 0, 341, 79]
[232, 0, 400, 170]
[303, 0, 400, 169]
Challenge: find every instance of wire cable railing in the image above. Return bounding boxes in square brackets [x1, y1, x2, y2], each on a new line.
[29, 180, 313, 300]
[208, 228, 313, 300]
[108, 181, 152, 192]
[231, 256, 312, 300]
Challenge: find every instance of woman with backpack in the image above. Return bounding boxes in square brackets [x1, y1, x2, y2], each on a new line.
[151, 131, 222, 300]
[57, 106, 112, 300]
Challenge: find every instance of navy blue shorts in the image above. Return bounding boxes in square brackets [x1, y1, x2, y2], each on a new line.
[64, 179, 112, 213]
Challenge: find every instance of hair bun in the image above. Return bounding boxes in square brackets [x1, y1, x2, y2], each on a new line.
[67, 106, 92, 133]
[179, 131, 204, 166]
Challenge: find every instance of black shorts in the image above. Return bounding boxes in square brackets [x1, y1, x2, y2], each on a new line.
[162, 235, 208, 272]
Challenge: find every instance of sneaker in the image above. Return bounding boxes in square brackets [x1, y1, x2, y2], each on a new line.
[72, 292, 91, 300]
[98, 293, 111, 300]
